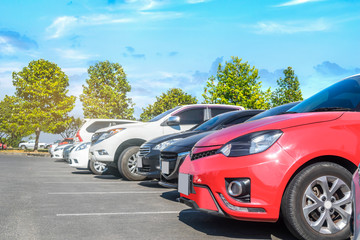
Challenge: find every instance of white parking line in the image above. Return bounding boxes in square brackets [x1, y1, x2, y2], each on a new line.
[48, 191, 166, 195]
[57, 210, 197, 217]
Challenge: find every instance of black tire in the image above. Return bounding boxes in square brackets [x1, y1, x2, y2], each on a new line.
[118, 146, 146, 181]
[281, 162, 352, 240]
[89, 160, 107, 175]
[21, 145, 26, 150]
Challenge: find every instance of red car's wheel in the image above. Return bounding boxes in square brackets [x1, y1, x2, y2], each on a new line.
[281, 162, 352, 240]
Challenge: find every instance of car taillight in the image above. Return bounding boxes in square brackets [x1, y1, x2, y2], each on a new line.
[76, 130, 83, 142]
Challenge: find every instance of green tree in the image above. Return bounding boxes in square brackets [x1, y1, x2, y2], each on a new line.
[270, 67, 303, 107]
[59, 117, 83, 139]
[12, 59, 76, 151]
[202, 56, 271, 109]
[140, 88, 198, 121]
[0, 96, 32, 147]
[80, 61, 135, 119]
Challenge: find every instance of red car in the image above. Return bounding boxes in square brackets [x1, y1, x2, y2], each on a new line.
[0, 142, 7, 150]
[179, 74, 360, 240]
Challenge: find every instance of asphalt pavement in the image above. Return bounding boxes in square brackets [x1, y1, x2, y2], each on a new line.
[0, 154, 295, 240]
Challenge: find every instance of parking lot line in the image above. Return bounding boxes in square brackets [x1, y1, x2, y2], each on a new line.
[48, 191, 166, 195]
[56, 210, 197, 217]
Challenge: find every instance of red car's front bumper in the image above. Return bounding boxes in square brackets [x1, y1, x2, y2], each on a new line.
[179, 143, 296, 222]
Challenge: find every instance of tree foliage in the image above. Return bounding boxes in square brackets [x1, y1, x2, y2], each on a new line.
[0, 96, 32, 147]
[12, 59, 76, 150]
[202, 56, 271, 109]
[140, 88, 198, 121]
[59, 117, 82, 139]
[271, 67, 303, 107]
[80, 61, 135, 119]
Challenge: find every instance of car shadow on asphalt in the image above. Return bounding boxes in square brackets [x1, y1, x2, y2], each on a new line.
[138, 180, 165, 188]
[54, 159, 66, 163]
[178, 209, 295, 240]
[93, 175, 121, 180]
[71, 170, 92, 174]
[160, 190, 180, 202]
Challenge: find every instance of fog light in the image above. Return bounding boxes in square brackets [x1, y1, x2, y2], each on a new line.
[225, 178, 251, 202]
[98, 150, 108, 155]
[228, 181, 243, 197]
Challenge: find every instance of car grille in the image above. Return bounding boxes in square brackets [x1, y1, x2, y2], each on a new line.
[191, 150, 217, 160]
[139, 145, 151, 157]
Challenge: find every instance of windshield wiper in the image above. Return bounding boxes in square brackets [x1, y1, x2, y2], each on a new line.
[310, 107, 353, 112]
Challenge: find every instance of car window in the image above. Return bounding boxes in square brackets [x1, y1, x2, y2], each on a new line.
[148, 106, 182, 122]
[289, 78, 360, 113]
[174, 108, 205, 125]
[246, 102, 299, 122]
[210, 107, 237, 117]
[86, 122, 112, 133]
[221, 115, 255, 129]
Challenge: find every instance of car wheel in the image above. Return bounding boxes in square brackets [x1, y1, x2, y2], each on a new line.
[89, 160, 107, 175]
[21, 145, 26, 150]
[118, 146, 146, 181]
[281, 162, 352, 240]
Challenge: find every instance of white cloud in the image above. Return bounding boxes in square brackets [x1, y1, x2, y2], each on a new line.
[46, 15, 133, 39]
[254, 19, 330, 34]
[46, 16, 78, 39]
[276, 0, 323, 7]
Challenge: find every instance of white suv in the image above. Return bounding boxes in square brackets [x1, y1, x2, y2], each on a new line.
[74, 119, 138, 143]
[89, 104, 243, 180]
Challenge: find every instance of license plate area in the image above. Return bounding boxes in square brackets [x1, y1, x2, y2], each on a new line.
[178, 173, 191, 195]
[161, 161, 170, 174]
[137, 157, 143, 168]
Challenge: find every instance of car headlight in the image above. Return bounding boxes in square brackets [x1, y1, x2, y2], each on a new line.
[153, 139, 181, 151]
[98, 128, 126, 141]
[218, 130, 283, 157]
[75, 142, 91, 151]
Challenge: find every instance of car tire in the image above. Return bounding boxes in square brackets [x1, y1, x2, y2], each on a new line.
[21, 145, 26, 150]
[118, 146, 146, 181]
[281, 162, 352, 240]
[89, 160, 107, 175]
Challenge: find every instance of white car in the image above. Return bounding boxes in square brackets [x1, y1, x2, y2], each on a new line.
[68, 142, 104, 171]
[52, 143, 73, 159]
[74, 119, 138, 143]
[19, 140, 47, 150]
[89, 104, 243, 180]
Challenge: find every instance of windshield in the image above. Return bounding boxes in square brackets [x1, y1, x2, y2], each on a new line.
[246, 102, 300, 122]
[289, 76, 360, 113]
[148, 106, 182, 122]
[193, 111, 238, 131]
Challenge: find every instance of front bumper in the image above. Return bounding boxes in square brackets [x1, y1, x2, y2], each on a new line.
[69, 150, 90, 169]
[137, 149, 161, 179]
[178, 143, 294, 222]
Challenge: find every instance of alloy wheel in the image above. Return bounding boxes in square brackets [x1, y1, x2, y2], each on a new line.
[302, 175, 352, 235]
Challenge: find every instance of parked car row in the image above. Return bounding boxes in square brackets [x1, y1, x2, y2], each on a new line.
[50, 74, 360, 240]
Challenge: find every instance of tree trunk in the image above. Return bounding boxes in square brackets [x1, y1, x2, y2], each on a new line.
[34, 127, 40, 152]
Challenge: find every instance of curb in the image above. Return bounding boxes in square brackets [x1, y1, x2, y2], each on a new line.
[0, 151, 51, 157]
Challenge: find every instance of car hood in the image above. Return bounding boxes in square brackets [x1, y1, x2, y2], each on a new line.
[196, 112, 343, 147]
[164, 131, 216, 151]
[94, 121, 150, 133]
[147, 130, 202, 145]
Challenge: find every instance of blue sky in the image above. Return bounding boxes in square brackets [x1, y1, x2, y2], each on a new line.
[1, 0, 359, 126]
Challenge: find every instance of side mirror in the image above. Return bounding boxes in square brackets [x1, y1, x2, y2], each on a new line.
[167, 116, 180, 126]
